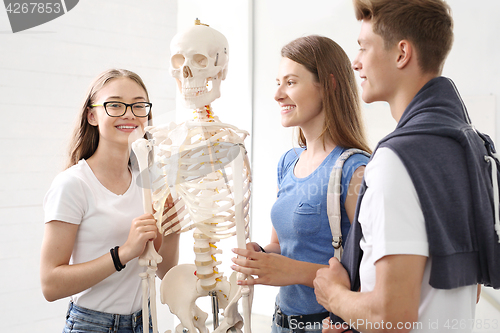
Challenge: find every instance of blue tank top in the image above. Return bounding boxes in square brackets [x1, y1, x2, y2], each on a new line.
[271, 146, 369, 315]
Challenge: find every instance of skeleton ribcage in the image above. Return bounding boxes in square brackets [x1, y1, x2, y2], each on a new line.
[146, 122, 251, 241]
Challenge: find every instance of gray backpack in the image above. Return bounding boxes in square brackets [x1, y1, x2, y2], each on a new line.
[327, 149, 370, 260]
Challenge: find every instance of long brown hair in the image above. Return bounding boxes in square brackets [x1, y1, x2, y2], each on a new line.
[66, 69, 152, 169]
[281, 35, 371, 153]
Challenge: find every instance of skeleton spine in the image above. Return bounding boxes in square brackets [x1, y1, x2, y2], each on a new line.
[191, 107, 225, 291]
[193, 230, 222, 290]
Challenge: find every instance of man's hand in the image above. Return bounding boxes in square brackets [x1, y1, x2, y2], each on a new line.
[313, 257, 351, 313]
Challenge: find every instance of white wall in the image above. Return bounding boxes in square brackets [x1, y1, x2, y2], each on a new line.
[3, 0, 500, 331]
[251, 0, 500, 323]
[0, 1, 177, 332]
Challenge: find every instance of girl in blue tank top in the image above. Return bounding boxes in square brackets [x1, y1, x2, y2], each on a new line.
[232, 35, 371, 332]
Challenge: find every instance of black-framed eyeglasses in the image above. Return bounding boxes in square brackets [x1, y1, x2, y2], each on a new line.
[91, 101, 152, 117]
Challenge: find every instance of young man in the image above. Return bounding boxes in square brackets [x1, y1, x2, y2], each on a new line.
[313, 0, 500, 332]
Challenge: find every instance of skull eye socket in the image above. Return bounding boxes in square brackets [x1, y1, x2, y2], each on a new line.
[193, 54, 208, 68]
[171, 54, 185, 69]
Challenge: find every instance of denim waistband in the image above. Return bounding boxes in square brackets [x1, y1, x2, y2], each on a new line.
[66, 301, 144, 329]
[274, 302, 329, 329]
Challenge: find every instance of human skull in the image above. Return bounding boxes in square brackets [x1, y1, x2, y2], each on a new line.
[170, 23, 229, 109]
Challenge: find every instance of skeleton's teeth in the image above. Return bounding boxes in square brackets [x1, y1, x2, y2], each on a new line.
[183, 86, 209, 97]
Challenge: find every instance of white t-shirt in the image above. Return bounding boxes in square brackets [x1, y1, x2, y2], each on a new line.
[43, 159, 145, 314]
[358, 147, 476, 332]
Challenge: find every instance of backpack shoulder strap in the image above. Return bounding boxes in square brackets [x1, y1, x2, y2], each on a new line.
[327, 148, 370, 260]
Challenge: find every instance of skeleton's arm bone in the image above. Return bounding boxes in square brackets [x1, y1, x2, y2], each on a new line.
[131, 139, 154, 215]
[131, 138, 164, 333]
[228, 147, 246, 250]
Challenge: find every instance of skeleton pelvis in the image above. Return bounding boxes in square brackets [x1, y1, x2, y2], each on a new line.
[160, 264, 241, 332]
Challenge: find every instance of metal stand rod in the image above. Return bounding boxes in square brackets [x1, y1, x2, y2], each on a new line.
[210, 290, 219, 329]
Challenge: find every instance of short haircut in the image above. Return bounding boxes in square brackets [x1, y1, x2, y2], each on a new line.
[353, 0, 454, 74]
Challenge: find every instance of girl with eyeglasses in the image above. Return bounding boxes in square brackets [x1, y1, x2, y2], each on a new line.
[40, 69, 179, 333]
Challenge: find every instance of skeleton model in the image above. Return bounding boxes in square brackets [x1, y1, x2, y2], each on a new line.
[132, 20, 253, 333]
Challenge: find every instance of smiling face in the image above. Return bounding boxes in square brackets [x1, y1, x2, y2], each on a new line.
[352, 20, 399, 104]
[274, 57, 324, 132]
[88, 77, 149, 147]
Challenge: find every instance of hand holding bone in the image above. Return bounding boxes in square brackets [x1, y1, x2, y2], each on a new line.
[119, 213, 158, 264]
[231, 246, 308, 287]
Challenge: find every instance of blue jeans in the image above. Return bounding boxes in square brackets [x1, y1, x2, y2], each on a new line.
[63, 301, 153, 333]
